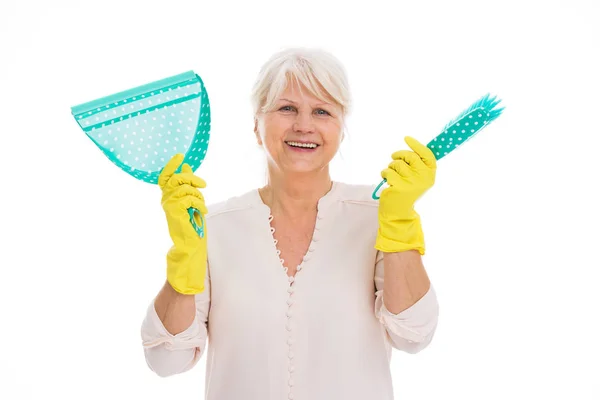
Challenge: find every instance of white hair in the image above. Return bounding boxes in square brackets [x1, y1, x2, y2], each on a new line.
[250, 47, 352, 118]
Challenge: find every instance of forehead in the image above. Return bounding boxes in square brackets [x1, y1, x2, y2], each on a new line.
[279, 79, 336, 105]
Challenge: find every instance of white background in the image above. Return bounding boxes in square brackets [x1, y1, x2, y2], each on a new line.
[1, 0, 599, 399]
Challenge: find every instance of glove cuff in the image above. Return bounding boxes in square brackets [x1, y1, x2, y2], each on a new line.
[375, 216, 425, 255]
[166, 246, 207, 294]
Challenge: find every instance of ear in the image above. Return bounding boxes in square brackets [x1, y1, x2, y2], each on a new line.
[254, 118, 262, 145]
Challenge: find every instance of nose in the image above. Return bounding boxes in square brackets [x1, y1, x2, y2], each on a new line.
[292, 111, 315, 134]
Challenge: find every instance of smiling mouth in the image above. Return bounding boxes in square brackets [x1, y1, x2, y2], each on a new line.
[285, 141, 319, 149]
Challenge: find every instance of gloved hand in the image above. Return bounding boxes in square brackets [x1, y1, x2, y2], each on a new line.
[375, 136, 436, 254]
[158, 153, 208, 295]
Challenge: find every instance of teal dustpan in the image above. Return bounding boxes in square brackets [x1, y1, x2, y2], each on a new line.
[71, 70, 211, 237]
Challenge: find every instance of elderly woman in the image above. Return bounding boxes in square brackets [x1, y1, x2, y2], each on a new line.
[141, 47, 440, 400]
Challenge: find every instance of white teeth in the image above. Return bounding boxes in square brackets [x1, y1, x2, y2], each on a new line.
[286, 141, 318, 148]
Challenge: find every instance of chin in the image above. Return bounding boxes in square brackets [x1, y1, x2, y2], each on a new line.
[283, 163, 329, 175]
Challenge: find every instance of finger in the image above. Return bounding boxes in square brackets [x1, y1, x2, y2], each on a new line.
[177, 163, 206, 187]
[168, 172, 207, 190]
[181, 163, 193, 174]
[404, 136, 437, 169]
[181, 195, 208, 216]
[170, 185, 206, 203]
[165, 186, 208, 215]
[390, 150, 425, 169]
[381, 167, 404, 187]
[158, 153, 185, 188]
[388, 159, 412, 178]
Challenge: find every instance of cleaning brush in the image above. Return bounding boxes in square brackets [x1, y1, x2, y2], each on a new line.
[372, 93, 504, 200]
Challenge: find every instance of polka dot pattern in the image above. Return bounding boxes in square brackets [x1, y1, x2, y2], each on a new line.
[427, 109, 489, 159]
[427, 93, 503, 161]
[72, 72, 211, 185]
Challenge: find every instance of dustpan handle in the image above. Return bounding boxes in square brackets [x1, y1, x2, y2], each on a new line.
[188, 208, 205, 238]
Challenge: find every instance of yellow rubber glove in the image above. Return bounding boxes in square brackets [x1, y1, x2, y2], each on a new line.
[375, 136, 437, 255]
[158, 153, 208, 295]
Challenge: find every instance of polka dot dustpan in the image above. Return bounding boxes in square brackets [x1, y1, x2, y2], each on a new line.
[70, 70, 211, 237]
[372, 93, 504, 200]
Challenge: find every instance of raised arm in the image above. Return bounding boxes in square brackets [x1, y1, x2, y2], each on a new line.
[140, 154, 211, 377]
[373, 136, 439, 353]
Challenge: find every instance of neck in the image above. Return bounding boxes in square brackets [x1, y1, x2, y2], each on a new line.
[259, 167, 333, 218]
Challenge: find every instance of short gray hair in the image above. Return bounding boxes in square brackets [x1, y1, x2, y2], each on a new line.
[250, 47, 351, 118]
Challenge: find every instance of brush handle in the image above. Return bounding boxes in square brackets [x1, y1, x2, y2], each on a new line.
[372, 180, 388, 200]
[188, 207, 205, 238]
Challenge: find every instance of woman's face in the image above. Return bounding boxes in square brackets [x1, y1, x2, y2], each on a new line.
[255, 79, 343, 176]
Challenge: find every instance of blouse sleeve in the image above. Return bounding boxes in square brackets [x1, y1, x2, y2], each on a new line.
[373, 251, 439, 354]
[140, 263, 211, 377]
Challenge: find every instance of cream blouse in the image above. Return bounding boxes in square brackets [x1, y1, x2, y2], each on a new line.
[140, 181, 440, 400]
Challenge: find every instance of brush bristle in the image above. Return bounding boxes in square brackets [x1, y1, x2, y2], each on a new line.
[441, 93, 504, 131]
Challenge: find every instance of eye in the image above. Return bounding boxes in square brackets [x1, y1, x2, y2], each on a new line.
[315, 109, 331, 116]
[279, 105, 295, 112]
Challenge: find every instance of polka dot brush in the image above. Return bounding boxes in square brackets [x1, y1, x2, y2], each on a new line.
[70, 70, 211, 237]
[372, 93, 504, 200]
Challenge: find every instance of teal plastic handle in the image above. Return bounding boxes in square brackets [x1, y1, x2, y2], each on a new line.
[372, 179, 387, 200]
[188, 207, 205, 238]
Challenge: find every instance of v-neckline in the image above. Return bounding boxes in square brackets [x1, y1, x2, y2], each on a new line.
[253, 181, 340, 284]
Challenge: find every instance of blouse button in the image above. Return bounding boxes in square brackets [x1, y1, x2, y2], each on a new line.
[289, 365, 295, 372]
[287, 287, 294, 294]
[288, 276, 295, 283]
[286, 310, 293, 318]
[288, 351, 294, 359]
[289, 378, 295, 386]
[288, 393, 294, 399]
[287, 299, 294, 306]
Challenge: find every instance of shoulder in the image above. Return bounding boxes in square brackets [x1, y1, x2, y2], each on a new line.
[205, 188, 262, 220]
[329, 181, 380, 239]
[333, 181, 380, 208]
